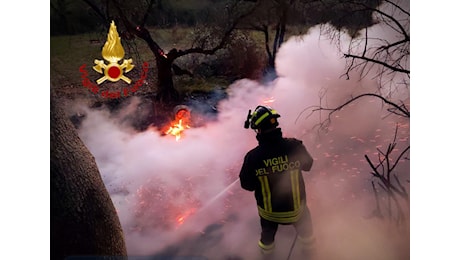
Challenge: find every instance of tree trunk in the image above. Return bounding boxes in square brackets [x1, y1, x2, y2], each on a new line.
[51, 94, 127, 260]
[155, 53, 180, 103]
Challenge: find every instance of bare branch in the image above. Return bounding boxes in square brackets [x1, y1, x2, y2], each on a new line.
[389, 145, 410, 173]
[376, 38, 409, 53]
[365, 154, 407, 199]
[344, 53, 410, 74]
[306, 93, 409, 122]
[383, 0, 410, 17]
[349, 1, 409, 39]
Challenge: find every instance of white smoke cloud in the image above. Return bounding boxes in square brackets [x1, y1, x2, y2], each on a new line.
[75, 24, 409, 260]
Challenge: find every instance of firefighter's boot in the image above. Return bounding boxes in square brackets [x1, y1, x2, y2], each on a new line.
[297, 234, 316, 259]
[258, 240, 275, 259]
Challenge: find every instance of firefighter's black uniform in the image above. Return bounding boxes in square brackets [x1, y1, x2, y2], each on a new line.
[239, 127, 315, 253]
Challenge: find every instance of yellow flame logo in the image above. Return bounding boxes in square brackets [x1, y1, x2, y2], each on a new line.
[93, 21, 134, 84]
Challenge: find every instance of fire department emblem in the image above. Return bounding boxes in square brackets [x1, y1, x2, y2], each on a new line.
[93, 21, 134, 84]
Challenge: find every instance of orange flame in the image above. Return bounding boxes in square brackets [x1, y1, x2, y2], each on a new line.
[165, 119, 190, 141]
[165, 108, 192, 141]
[263, 97, 275, 104]
[176, 208, 196, 226]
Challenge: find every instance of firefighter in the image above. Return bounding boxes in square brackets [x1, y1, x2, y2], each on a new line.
[239, 105, 315, 257]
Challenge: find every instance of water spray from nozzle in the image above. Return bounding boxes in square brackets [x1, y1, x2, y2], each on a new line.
[176, 179, 241, 228]
[198, 179, 240, 214]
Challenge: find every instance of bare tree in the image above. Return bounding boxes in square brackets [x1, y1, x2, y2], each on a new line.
[244, 0, 295, 71]
[237, 0, 311, 75]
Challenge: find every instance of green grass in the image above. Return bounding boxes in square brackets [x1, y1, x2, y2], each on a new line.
[175, 76, 229, 94]
[51, 34, 98, 87]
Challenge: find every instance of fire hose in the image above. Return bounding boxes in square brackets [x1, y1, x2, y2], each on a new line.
[286, 232, 298, 260]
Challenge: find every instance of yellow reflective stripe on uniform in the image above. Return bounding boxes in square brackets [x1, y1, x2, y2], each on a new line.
[264, 176, 272, 212]
[258, 240, 275, 250]
[258, 176, 268, 210]
[290, 170, 300, 210]
[258, 176, 272, 212]
[258, 205, 304, 217]
[257, 204, 305, 223]
[297, 234, 316, 246]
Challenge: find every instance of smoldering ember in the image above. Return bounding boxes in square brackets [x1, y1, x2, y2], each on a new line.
[51, 1, 410, 260]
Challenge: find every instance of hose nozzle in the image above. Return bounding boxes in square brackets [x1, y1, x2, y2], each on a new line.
[244, 109, 252, 129]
